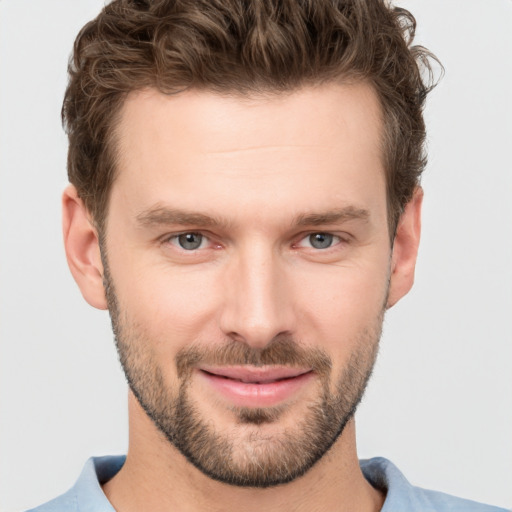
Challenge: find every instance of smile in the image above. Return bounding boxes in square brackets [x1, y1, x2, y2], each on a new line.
[197, 365, 314, 408]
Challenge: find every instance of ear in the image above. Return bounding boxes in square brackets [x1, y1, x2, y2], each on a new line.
[387, 187, 423, 309]
[62, 185, 107, 310]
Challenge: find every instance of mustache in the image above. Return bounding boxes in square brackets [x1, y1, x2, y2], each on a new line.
[175, 335, 332, 379]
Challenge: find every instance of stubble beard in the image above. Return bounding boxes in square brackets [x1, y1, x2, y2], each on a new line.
[103, 260, 384, 488]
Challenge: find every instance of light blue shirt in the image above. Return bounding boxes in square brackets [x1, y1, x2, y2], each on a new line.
[27, 456, 508, 511]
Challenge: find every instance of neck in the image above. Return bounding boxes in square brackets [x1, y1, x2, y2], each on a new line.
[103, 393, 384, 512]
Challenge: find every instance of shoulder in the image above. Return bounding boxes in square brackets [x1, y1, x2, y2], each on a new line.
[409, 487, 510, 512]
[25, 456, 125, 512]
[360, 457, 509, 512]
[25, 491, 78, 512]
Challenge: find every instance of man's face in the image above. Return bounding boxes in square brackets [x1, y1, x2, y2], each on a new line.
[103, 83, 392, 487]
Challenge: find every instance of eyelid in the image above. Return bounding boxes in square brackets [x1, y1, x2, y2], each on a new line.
[293, 231, 354, 251]
[297, 232, 339, 247]
[162, 230, 205, 245]
[158, 230, 350, 251]
[161, 230, 226, 252]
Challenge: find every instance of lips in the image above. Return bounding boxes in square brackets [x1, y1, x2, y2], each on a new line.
[197, 365, 314, 408]
[201, 365, 311, 383]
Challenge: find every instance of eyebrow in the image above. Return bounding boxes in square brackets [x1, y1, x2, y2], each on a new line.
[136, 205, 370, 230]
[294, 206, 370, 226]
[136, 207, 232, 230]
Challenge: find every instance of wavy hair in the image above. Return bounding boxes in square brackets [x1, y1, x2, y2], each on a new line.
[63, 0, 441, 236]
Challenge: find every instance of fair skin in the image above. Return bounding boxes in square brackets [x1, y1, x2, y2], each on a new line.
[63, 82, 422, 512]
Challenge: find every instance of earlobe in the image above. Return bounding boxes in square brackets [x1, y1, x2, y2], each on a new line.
[62, 185, 108, 310]
[387, 187, 423, 309]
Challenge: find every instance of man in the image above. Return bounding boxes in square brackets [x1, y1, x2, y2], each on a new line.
[25, 0, 508, 511]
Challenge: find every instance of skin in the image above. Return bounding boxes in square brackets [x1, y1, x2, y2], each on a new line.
[63, 82, 422, 512]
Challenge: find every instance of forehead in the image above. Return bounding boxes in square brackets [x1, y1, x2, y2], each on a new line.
[117, 82, 383, 157]
[111, 83, 386, 229]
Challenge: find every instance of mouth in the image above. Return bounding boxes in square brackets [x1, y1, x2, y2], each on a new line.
[197, 365, 314, 408]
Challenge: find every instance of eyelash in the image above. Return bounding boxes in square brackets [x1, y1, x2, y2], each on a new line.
[162, 231, 347, 252]
[165, 232, 214, 251]
[295, 233, 343, 250]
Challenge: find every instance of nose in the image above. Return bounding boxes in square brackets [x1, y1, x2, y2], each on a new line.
[219, 242, 295, 349]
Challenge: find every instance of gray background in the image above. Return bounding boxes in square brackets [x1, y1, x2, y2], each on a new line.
[1, 1, 511, 510]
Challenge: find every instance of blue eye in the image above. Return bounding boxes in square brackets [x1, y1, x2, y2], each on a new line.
[296, 232, 341, 250]
[176, 232, 204, 250]
[300, 232, 340, 250]
[308, 233, 335, 249]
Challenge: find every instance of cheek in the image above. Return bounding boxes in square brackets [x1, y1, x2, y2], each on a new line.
[292, 262, 388, 355]
[112, 261, 222, 352]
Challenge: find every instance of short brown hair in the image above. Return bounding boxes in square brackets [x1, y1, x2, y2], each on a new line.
[62, 0, 440, 236]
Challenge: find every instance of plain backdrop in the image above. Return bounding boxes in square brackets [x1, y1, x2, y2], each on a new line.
[0, 1, 511, 511]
